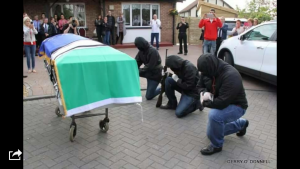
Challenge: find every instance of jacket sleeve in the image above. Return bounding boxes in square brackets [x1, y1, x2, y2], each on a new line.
[216, 18, 222, 28]
[176, 23, 179, 30]
[207, 73, 243, 109]
[185, 22, 189, 29]
[177, 65, 197, 91]
[33, 27, 38, 34]
[196, 75, 208, 94]
[222, 24, 228, 32]
[135, 52, 143, 68]
[199, 19, 205, 28]
[228, 27, 236, 36]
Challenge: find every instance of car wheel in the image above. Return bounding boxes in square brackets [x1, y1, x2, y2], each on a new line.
[223, 51, 234, 66]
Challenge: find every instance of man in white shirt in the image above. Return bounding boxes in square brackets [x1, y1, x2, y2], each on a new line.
[150, 14, 161, 50]
[228, 20, 245, 36]
[40, 18, 49, 42]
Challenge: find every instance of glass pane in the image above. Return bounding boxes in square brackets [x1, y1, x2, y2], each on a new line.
[75, 4, 85, 27]
[123, 4, 130, 25]
[132, 4, 141, 26]
[152, 5, 158, 19]
[248, 24, 276, 41]
[63, 4, 74, 19]
[52, 4, 62, 18]
[142, 4, 150, 26]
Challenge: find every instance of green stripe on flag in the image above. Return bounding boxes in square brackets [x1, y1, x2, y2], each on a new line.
[55, 46, 141, 111]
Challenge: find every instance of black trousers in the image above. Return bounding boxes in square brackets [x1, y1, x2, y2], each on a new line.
[178, 33, 188, 53]
[215, 37, 223, 56]
[110, 28, 115, 45]
[96, 27, 103, 43]
[116, 32, 124, 44]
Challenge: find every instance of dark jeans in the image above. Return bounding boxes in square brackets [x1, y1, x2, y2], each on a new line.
[165, 77, 199, 118]
[96, 27, 103, 43]
[110, 28, 115, 45]
[207, 105, 247, 148]
[145, 78, 161, 100]
[116, 32, 124, 44]
[24, 45, 36, 70]
[215, 37, 223, 56]
[103, 31, 110, 45]
[151, 33, 159, 49]
[178, 32, 188, 53]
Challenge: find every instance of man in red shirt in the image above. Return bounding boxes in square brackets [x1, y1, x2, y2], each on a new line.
[198, 9, 222, 55]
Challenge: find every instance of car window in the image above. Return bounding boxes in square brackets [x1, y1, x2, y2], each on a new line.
[247, 24, 276, 41]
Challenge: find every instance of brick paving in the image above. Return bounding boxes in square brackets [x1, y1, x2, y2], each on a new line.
[24, 88, 277, 169]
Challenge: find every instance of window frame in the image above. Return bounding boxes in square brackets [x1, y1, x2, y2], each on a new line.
[50, 2, 87, 28]
[244, 23, 277, 42]
[122, 2, 160, 28]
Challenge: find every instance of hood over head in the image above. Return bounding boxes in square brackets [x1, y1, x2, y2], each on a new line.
[134, 37, 150, 52]
[166, 55, 185, 72]
[197, 53, 220, 78]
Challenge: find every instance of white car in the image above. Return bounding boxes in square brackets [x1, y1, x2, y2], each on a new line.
[217, 21, 277, 85]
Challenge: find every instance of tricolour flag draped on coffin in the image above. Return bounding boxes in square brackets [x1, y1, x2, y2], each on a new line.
[39, 34, 142, 117]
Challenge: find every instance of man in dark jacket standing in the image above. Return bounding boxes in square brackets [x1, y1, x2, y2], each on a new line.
[176, 17, 189, 55]
[107, 11, 116, 45]
[160, 55, 200, 118]
[48, 17, 59, 37]
[197, 54, 249, 155]
[135, 37, 163, 100]
[215, 16, 228, 55]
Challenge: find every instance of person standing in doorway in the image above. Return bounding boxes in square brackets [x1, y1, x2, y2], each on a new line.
[39, 13, 46, 25]
[176, 17, 189, 55]
[40, 18, 50, 42]
[58, 14, 67, 34]
[116, 13, 126, 44]
[102, 16, 111, 45]
[150, 14, 161, 50]
[107, 11, 116, 45]
[95, 15, 103, 42]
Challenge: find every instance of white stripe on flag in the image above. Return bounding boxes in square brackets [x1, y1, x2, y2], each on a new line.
[65, 96, 142, 117]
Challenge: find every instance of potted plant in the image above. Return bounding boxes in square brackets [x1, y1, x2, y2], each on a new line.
[169, 9, 178, 16]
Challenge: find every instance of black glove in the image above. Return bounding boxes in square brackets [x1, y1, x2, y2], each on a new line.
[202, 100, 213, 108]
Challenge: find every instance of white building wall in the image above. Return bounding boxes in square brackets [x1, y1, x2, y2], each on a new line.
[190, 7, 197, 17]
[123, 29, 161, 43]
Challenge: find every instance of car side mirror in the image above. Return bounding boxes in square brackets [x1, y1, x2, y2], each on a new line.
[239, 35, 245, 41]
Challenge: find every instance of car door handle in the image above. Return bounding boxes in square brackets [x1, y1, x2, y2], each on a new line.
[257, 46, 264, 49]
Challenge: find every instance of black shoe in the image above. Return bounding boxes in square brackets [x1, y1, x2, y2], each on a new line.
[199, 104, 204, 111]
[236, 120, 249, 137]
[160, 103, 177, 110]
[184, 53, 187, 55]
[178, 52, 183, 54]
[200, 145, 222, 155]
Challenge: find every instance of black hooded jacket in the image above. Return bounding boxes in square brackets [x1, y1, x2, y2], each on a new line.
[135, 37, 163, 82]
[197, 54, 248, 110]
[166, 55, 200, 99]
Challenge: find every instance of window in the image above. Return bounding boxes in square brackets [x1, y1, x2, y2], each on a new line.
[50, 3, 86, 27]
[247, 24, 276, 41]
[122, 3, 160, 27]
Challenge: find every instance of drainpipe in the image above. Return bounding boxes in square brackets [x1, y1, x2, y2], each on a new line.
[103, 0, 106, 16]
[172, 2, 175, 45]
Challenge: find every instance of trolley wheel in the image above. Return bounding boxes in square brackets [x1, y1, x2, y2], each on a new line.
[69, 125, 77, 142]
[55, 107, 63, 117]
[99, 120, 109, 133]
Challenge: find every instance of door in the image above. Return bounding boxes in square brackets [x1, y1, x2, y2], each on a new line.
[234, 23, 277, 77]
[261, 30, 277, 84]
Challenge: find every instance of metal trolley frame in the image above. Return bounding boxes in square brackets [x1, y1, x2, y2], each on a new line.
[44, 59, 110, 142]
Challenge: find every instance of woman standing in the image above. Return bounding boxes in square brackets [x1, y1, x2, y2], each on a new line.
[95, 15, 103, 42]
[23, 17, 38, 73]
[102, 17, 111, 45]
[253, 18, 259, 26]
[116, 13, 126, 44]
[54, 14, 58, 22]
